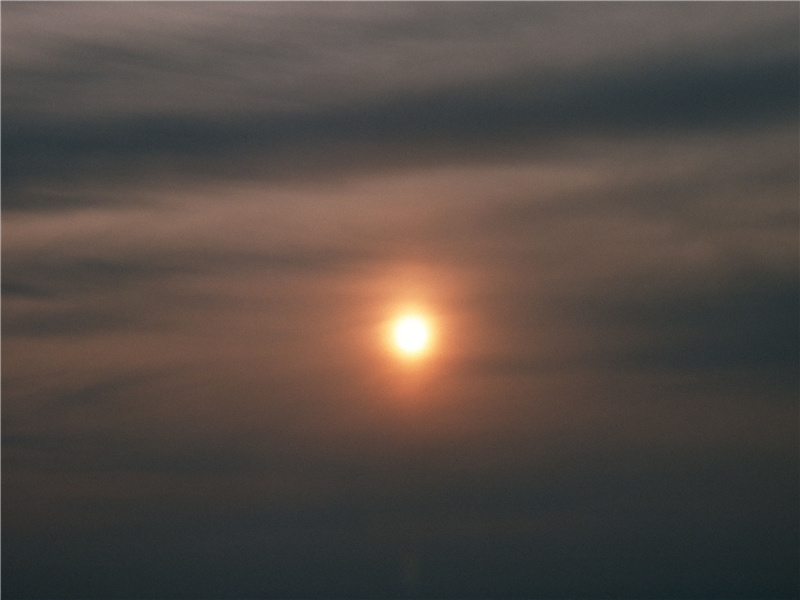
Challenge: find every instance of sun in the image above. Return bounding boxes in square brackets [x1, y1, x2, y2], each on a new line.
[392, 314, 431, 358]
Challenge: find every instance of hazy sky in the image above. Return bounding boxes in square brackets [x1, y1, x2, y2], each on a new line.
[3, 3, 798, 599]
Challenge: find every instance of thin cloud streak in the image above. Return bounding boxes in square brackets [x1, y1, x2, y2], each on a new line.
[3, 2, 795, 119]
[4, 48, 797, 198]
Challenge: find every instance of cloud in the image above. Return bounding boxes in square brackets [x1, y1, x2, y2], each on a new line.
[3, 4, 797, 599]
[3, 2, 797, 205]
[3, 3, 795, 119]
[4, 47, 797, 201]
[567, 267, 800, 372]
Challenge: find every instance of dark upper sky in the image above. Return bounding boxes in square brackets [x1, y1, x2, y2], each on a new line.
[2, 3, 798, 599]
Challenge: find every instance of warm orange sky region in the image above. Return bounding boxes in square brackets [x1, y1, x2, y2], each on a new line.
[2, 3, 798, 599]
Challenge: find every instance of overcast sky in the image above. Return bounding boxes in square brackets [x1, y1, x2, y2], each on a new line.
[3, 3, 798, 599]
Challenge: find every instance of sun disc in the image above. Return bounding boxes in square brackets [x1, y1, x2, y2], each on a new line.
[393, 315, 430, 356]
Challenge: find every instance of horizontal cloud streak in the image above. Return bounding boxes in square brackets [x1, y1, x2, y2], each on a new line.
[4, 2, 795, 118]
[4, 50, 798, 201]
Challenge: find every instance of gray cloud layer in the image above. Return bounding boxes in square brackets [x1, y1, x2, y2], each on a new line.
[4, 2, 798, 199]
[4, 3, 794, 117]
[3, 3, 798, 599]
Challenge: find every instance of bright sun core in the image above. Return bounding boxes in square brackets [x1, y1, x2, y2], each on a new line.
[392, 315, 431, 357]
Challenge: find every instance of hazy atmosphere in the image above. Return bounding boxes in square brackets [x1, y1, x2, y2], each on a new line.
[3, 3, 798, 598]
